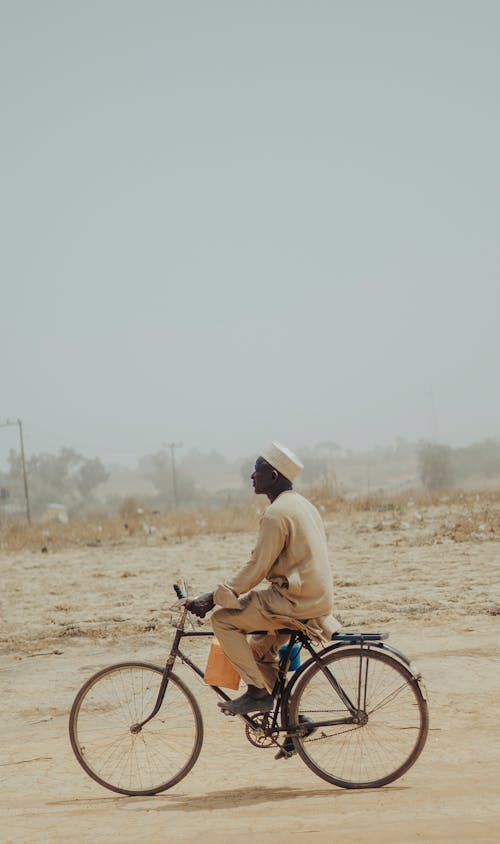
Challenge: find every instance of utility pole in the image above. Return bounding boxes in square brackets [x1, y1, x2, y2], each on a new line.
[163, 442, 183, 509]
[0, 418, 31, 522]
[428, 379, 438, 442]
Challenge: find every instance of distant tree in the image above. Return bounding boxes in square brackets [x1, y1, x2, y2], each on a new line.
[300, 455, 329, 487]
[181, 449, 233, 489]
[75, 458, 110, 500]
[452, 438, 500, 482]
[138, 451, 171, 493]
[417, 442, 454, 491]
[394, 436, 414, 457]
[139, 450, 195, 508]
[296, 446, 332, 488]
[182, 449, 227, 473]
[0, 447, 109, 517]
[314, 442, 341, 458]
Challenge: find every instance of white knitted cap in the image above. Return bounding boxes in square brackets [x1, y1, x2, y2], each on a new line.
[261, 441, 304, 482]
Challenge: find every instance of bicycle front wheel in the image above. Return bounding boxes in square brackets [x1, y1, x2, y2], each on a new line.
[286, 647, 428, 788]
[69, 662, 203, 795]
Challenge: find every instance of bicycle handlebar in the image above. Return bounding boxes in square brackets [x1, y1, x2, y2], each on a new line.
[173, 583, 186, 600]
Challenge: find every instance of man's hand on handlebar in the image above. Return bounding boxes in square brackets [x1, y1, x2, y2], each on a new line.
[185, 591, 215, 618]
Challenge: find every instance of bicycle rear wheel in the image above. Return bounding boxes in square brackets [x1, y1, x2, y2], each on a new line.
[69, 662, 203, 795]
[286, 647, 428, 788]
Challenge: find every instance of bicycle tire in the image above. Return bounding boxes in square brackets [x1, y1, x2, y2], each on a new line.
[69, 661, 203, 795]
[286, 647, 428, 788]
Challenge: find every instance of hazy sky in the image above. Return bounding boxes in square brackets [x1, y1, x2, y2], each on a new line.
[2, 1, 499, 467]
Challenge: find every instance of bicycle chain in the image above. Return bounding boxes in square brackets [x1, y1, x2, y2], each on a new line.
[303, 724, 361, 743]
[245, 708, 362, 749]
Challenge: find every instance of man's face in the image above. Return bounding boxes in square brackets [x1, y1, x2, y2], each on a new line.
[251, 457, 276, 495]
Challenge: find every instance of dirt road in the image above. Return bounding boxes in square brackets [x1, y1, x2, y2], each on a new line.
[1, 505, 499, 842]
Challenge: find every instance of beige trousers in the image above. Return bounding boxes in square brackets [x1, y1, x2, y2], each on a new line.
[211, 592, 291, 692]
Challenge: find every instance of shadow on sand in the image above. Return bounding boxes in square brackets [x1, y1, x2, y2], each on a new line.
[117, 784, 407, 811]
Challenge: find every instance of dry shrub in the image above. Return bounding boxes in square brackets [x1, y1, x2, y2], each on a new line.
[2, 486, 500, 554]
[118, 496, 143, 522]
[310, 485, 500, 514]
[304, 486, 500, 544]
[0, 501, 262, 553]
[160, 504, 260, 538]
[0, 517, 124, 553]
[433, 503, 500, 542]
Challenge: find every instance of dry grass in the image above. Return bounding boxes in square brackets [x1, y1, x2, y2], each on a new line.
[0, 500, 263, 554]
[308, 483, 500, 512]
[1, 486, 500, 554]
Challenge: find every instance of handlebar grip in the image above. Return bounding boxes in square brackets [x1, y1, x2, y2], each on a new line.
[173, 583, 185, 599]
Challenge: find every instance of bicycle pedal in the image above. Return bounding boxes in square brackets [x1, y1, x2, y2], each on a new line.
[275, 737, 296, 760]
[219, 706, 236, 717]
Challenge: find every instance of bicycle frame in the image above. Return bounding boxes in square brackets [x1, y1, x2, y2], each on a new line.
[134, 606, 295, 732]
[69, 594, 429, 794]
[133, 606, 389, 737]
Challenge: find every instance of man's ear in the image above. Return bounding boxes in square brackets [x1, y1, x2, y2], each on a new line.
[271, 469, 278, 481]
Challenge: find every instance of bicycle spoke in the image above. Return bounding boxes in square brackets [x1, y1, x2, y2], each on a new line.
[287, 648, 428, 788]
[70, 664, 203, 795]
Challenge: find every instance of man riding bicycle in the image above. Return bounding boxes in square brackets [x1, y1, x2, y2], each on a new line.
[187, 442, 339, 715]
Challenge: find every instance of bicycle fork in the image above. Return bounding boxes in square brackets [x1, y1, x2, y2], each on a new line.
[130, 608, 188, 732]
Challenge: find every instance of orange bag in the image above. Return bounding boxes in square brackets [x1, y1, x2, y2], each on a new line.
[204, 641, 240, 690]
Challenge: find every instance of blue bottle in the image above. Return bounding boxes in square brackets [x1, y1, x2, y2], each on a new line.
[279, 641, 301, 671]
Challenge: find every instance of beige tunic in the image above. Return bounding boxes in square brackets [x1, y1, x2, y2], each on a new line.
[213, 490, 340, 641]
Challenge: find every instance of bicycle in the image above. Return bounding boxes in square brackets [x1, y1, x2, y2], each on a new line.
[69, 583, 429, 796]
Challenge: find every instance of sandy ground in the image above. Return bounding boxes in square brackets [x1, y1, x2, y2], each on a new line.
[1, 501, 499, 843]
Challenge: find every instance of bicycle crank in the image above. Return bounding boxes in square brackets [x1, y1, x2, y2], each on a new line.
[245, 714, 277, 748]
